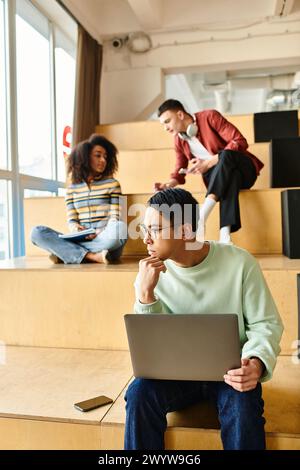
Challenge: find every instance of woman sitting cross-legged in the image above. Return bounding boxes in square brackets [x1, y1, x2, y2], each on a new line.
[31, 134, 127, 264]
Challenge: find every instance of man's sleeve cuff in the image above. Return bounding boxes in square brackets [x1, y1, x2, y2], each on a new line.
[242, 353, 271, 382]
[134, 298, 163, 314]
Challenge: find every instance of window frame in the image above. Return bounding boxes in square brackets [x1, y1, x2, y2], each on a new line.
[0, 0, 77, 257]
[0, 178, 12, 259]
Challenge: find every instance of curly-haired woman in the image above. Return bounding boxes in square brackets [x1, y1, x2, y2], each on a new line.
[31, 134, 127, 264]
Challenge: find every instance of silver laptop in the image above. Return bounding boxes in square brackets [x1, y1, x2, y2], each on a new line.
[124, 314, 241, 381]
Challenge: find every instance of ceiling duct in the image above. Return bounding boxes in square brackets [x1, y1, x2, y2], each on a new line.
[266, 89, 298, 110]
[127, 32, 152, 54]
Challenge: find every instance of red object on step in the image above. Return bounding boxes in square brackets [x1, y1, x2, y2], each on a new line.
[63, 126, 72, 159]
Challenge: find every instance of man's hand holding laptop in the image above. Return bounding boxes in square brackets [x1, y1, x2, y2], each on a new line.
[224, 357, 265, 392]
[137, 254, 265, 392]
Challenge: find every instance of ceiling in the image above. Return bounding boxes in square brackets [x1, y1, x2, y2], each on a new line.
[60, 0, 300, 117]
[61, 0, 300, 42]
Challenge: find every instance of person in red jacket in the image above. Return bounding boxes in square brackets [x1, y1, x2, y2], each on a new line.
[155, 99, 264, 243]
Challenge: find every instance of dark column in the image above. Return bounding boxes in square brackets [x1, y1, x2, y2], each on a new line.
[281, 189, 300, 259]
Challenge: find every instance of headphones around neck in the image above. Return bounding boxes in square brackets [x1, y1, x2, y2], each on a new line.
[179, 115, 198, 140]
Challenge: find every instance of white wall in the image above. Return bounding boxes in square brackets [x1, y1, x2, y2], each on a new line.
[101, 18, 300, 122]
[100, 67, 164, 123]
[61, 0, 300, 123]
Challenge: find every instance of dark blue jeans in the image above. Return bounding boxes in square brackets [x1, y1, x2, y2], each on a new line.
[124, 378, 265, 450]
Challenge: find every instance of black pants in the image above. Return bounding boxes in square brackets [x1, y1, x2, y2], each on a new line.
[203, 150, 257, 232]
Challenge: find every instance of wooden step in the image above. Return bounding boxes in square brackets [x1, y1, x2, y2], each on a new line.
[0, 256, 137, 350]
[116, 143, 270, 194]
[99, 422, 300, 451]
[96, 114, 255, 149]
[124, 189, 282, 255]
[0, 348, 299, 449]
[96, 112, 300, 150]
[0, 418, 101, 450]
[24, 189, 282, 257]
[225, 114, 254, 145]
[0, 255, 298, 354]
[96, 121, 173, 150]
[25, 197, 68, 257]
[0, 347, 132, 449]
[102, 356, 300, 450]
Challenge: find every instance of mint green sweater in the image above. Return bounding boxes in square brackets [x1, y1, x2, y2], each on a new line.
[134, 242, 284, 382]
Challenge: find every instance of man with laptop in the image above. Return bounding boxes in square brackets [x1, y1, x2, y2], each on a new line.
[124, 188, 283, 450]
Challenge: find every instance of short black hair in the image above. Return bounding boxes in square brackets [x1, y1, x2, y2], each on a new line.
[157, 99, 187, 117]
[147, 188, 200, 233]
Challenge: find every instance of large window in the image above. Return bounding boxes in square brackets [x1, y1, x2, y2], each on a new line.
[16, 0, 52, 178]
[0, 0, 8, 171]
[55, 28, 76, 182]
[0, 0, 77, 258]
[0, 180, 11, 260]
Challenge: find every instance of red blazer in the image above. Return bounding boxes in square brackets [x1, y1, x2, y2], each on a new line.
[171, 109, 264, 185]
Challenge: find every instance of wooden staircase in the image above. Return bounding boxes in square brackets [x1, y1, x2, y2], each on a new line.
[0, 114, 299, 449]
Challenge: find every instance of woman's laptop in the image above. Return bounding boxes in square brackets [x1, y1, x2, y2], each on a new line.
[124, 314, 241, 381]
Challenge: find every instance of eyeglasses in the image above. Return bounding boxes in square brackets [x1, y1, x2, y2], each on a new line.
[138, 223, 174, 240]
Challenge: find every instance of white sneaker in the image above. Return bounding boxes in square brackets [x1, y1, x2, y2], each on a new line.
[219, 239, 233, 245]
[101, 249, 110, 264]
[218, 233, 233, 245]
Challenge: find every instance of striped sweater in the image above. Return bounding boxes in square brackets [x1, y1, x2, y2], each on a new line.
[65, 178, 122, 232]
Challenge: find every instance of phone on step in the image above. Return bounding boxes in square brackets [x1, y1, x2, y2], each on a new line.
[74, 395, 113, 412]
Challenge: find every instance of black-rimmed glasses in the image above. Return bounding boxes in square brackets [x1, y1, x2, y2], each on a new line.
[138, 223, 174, 240]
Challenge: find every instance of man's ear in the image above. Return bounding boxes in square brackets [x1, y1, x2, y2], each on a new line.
[182, 223, 194, 240]
[177, 110, 185, 121]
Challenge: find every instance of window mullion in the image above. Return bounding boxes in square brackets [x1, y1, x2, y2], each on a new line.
[5, 0, 24, 257]
[49, 20, 58, 182]
[20, 174, 64, 192]
[1, 0, 75, 258]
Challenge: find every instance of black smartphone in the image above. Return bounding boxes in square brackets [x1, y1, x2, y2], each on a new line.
[74, 395, 113, 412]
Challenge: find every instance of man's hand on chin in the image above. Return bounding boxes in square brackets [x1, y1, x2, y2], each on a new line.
[138, 256, 166, 304]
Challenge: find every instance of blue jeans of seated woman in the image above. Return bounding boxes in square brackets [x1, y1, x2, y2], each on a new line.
[30, 220, 127, 264]
[124, 378, 265, 450]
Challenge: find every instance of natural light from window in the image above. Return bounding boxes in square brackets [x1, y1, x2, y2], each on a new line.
[16, 13, 52, 178]
[0, 0, 7, 171]
[55, 45, 75, 182]
[0, 180, 11, 260]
